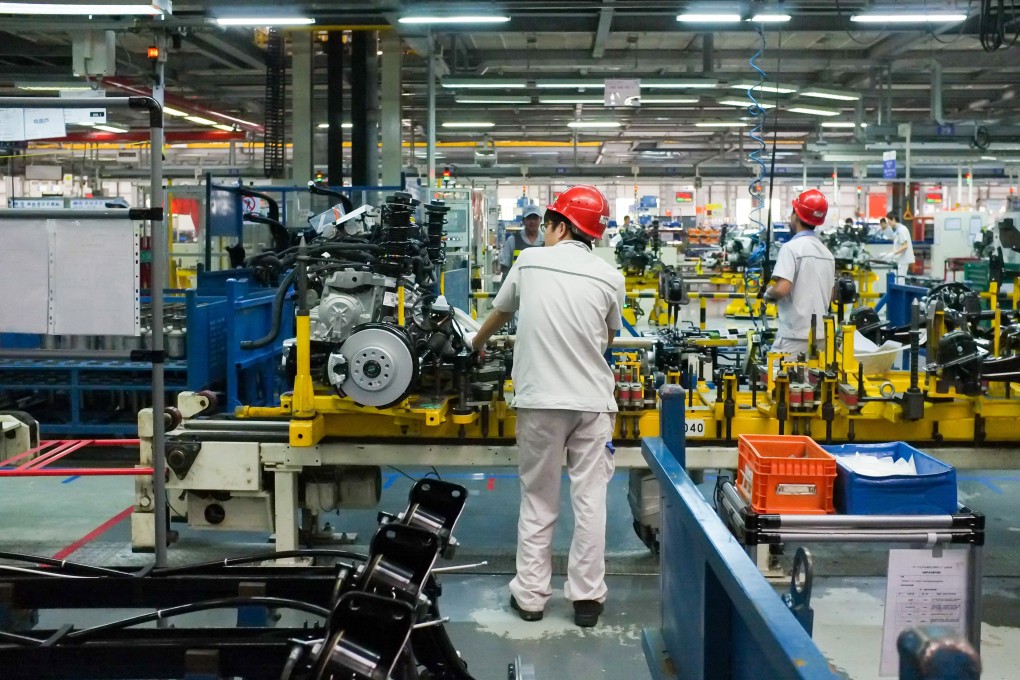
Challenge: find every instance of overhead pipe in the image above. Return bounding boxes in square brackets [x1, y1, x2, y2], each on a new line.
[103, 76, 263, 133]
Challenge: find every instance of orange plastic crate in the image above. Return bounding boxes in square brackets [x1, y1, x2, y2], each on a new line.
[735, 435, 837, 514]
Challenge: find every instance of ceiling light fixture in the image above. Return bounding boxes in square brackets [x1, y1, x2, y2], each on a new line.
[694, 121, 748, 127]
[730, 81, 798, 94]
[538, 95, 605, 104]
[799, 88, 861, 101]
[676, 13, 742, 23]
[821, 121, 868, 128]
[718, 98, 775, 109]
[93, 124, 128, 133]
[215, 17, 315, 26]
[17, 83, 93, 91]
[850, 13, 967, 23]
[566, 121, 621, 128]
[0, 1, 169, 14]
[642, 78, 718, 89]
[642, 96, 701, 104]
[162, 106, 190, 117]
[185, 115, 218, 126]
[456, 95, 532, 104]
[441, 78, 528, 89]
[750, 14, 791, 23]
[788, 105, 841, 117]
[317, 122, 353, 129]
[441, 122, 495, 128]
[213, 124, 235, 132]
[398, 15, 510, 24]
[535, 79, 606, 89]
[981, 156, 998, 161]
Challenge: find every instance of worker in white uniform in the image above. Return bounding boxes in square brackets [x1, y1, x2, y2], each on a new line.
[879, 212, 915, 278]
[469, 185, 624, 628]
[499, 204, 543, 276]
[764, 189, 836, 356]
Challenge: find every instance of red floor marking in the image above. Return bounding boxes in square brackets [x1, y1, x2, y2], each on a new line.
[51, 505, 134, 561]
[487, 477, 495, 491]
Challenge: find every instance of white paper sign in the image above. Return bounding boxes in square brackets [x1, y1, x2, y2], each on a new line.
[605, 78, 641, 107]
[61, 89, 106, 125]
[23, 109, 66, 140]
[0, 108, 26, 141]
[879, 548, 969, 676]
[0, 220, 51, 333]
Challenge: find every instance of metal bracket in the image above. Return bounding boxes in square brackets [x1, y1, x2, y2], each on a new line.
[782, 547, 814, 636]
[166, 442, 202, 480]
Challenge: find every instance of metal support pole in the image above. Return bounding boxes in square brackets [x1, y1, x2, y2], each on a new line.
[930, 59, 943, 124]
[291, 32, 313, 185]
[327, 30, 344, 187]
[427, 32, 437, 193]
[702, 33, 713, 74]
[350, 31, 372, 199]
[380, 31, 402, 189]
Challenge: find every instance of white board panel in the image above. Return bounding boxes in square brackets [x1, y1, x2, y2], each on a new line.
[0, 220, 50, 333]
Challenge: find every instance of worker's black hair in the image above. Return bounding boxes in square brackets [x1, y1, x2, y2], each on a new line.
[885, 211, 897, 221]
[544, 208, 594, 247]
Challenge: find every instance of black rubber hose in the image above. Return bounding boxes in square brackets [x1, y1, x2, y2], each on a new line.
[241, 266, 298, 350]
[238, 187, 280, 223]
[245, 213, 292, 253]
[151, 548, 369, 575]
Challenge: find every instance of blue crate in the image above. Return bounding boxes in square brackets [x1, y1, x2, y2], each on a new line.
[821, 442, 957, 515]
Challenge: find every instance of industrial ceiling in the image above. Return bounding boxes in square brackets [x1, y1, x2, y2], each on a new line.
[0, 1, 1017, 177]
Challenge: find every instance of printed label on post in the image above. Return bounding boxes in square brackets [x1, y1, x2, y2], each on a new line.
[776, 483, 817, 496]
[684, 419, 706, 437]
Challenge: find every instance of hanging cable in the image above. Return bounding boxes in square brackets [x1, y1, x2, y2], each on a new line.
[744, 22, 769, 330]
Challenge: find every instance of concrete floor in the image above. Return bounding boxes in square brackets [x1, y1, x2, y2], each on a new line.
[3, 464, 1020, 679]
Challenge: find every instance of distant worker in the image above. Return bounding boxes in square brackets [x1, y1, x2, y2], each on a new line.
[470, 185, 625, 628]
[764, 189, 836, 356]
[878, 212, 915, 278]
[621, 215, 632, 230]
[844, 217, 854, 228]
[500, 204, 543, 276]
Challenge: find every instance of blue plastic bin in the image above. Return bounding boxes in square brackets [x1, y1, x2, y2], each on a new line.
[821, 442, 958, 515]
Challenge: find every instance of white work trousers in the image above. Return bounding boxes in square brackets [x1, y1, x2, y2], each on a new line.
[897, 261, 911, 279]
[509, 409, 616, 611]
[771, 336, 810, 356]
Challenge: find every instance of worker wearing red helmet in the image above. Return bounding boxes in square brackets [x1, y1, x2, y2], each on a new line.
[764, 189, 836, 356]
[470, 185, 625, 628]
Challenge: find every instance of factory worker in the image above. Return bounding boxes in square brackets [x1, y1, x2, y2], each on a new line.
[500, 204, 544, 276]
[764, 189, 836, 356]
[879, 211, 915, 278]
[469, 185, 625, 628]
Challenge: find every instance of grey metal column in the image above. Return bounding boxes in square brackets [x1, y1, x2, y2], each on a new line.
[931, 59, 943, 124]
[291, 31, 313, 185]
[426, 32, 437, 194]
[380, 31, 402, 189]
[365, 32, 380, 203]
[351, 31, 370, 193]
[327, 30, 345, 187]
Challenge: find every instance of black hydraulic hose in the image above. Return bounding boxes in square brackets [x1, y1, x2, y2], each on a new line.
[0, 551, 132, 577]
[245, 213, 292, 253]
[307, 180, 354, 213]
[65, 597, 329, 642]
[241, 267, 298, 350]
[151, 549, 369, 576]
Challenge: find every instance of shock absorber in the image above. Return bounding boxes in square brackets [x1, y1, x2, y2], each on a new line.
[423, 200, 449, 274]
[379, 192, 422, 277]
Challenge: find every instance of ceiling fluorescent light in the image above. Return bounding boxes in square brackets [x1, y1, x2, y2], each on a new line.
[399, 15, 509, 25]
[981, 156, 998, 161]
[17, 83, 92, 91]
[821, 121, 868, 128]
[185, 115, 218, 126]
[441, 78, 527, 89]
[695, 121, 748, 127]
[642, 96, 700, 104]
[676, 13, 742, 22]
[535, 80, 606, 89]
[718, 98, 775, 109]
[212, 124, 235, 131]
[800, 88, 860, 101]
[93, 124, 128, 133]
[318, 122, 353, 129]
[642, 78, 718, 89]
[456, 95, 532, 104]
[538, 95, 605, 104]
[788, 105, 841, 117]
[442, 122, 495, 128]
[750, 14, 791, 23]
[730, 81, 798, 94]
[215, 17, 315, 26]
[162, 106, 190, 117]
[850, 13, 967, 23]
[0, 2, 169, 14]
[567, 121, 621, 128]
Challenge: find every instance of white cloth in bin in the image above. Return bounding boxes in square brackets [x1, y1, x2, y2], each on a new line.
[839, 453, 918, 476]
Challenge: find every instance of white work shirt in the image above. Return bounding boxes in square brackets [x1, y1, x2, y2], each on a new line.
[772, 230, 835, 341]
[889, 223, 915, 266]
[493, 240, 626, 411]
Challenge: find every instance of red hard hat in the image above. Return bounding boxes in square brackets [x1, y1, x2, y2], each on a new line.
[791, 189, 828, 227]
[547, 185, 611, 239]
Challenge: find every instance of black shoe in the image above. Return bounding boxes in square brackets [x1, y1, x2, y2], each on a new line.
[573, 600, 603, 627]
[510, 596, 543, 622]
